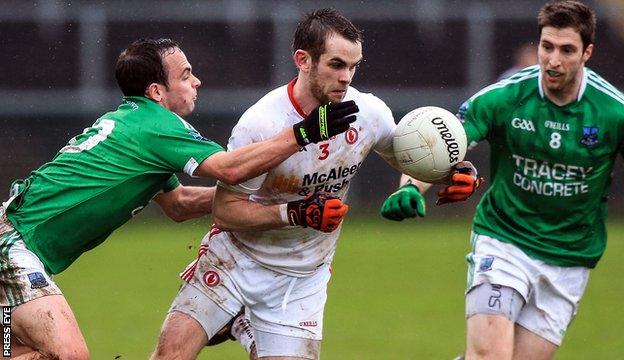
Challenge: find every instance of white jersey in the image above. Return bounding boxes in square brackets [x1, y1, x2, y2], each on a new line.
[218, 79, 396, 276]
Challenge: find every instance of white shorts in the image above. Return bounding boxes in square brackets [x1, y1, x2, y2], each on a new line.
[466, 233, 590, 345]
[0, 217, 61, 307]
[170, 228, 328, 358]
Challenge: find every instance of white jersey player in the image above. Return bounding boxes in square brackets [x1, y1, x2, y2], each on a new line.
[152, 8, 479, 360]
[218, 79, 395, 276]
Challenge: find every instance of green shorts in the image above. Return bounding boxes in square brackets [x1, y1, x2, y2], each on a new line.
[0, 217, 61, 307]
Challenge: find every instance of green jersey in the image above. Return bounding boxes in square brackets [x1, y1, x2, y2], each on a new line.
[460, 66, 624, 268]
[5, 96, 224, 274]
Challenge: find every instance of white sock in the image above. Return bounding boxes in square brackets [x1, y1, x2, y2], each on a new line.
[231, 314, 255, 354]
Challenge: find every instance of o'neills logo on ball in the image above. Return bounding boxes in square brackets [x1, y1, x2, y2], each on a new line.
[203, 271, 220, 287]
[431, 117, 460, 163]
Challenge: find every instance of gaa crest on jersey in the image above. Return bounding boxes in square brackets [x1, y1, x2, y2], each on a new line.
[178, 115, 210, 141]
[27, 272, 49, 289]
[189, 129, 210, 142]
[478, 257, 494, 272]
[345, 127, 358, 144]
[580, 126, 599, 147]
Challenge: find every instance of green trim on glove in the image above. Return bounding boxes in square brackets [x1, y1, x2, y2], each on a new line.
[380, 181, 426, 221]
[292, 101, 358, 147]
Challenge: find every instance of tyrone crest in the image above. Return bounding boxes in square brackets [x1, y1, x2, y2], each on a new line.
[345, 127, 358, 144]
[203, 270, 220, 287]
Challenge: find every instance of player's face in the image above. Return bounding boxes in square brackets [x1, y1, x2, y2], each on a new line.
[538, 26, 593, 101]
[160, 48, 201, 117]
[309, 34, 362, 104]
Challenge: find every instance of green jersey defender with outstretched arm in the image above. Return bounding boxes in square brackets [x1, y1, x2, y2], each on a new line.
[4, 96, 223, 274]
[460, 65, 624, 269]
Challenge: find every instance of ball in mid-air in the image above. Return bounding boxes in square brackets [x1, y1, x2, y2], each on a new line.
[393, 106, 467, 183]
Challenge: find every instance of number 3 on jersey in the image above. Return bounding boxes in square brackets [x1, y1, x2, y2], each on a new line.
[318, 143, 330, 160]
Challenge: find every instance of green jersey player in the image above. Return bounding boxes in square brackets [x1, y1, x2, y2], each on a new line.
[382, 1, 623, 359]
[0, 38, 357, 359]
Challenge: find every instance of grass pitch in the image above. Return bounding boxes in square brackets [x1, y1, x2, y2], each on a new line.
[55, 216, 624, 359]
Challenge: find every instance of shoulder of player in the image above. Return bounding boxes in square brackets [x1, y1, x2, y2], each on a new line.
[346, 86, 392, 117]
[117, 97, 205, 142]
[236, 84, 291, 133]
[584, 68, 624, 110]
[470, 66, 539, 104]
[116, 96, 185, 125]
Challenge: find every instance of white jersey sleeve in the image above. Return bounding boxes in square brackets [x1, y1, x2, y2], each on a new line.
[365, 93, 396, 158]
[216, 108, 271, 194]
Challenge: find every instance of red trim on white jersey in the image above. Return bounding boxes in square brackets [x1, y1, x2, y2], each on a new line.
[180, 225, 223, 282]
[287, 78, 307, 117]
[209, 226, 223, 239]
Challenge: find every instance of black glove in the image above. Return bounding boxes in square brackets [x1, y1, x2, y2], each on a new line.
[286, 192, 349, 232]
[293, 101, 359, 146]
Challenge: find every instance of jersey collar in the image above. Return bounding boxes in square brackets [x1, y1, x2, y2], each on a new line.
[287, 78, 307, 118]
[538, 66, 588, 103]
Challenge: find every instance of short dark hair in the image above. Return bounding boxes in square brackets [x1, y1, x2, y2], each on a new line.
[538, 1, 596, 50]
[293, 8, 363, 62]
[114, 38, 179, 96]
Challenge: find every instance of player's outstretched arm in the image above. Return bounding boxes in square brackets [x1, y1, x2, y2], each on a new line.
[195, 101, 359, 185]
[154, 185, 216, 222]
[380, 159, 483, 221]
[212, 186, 348, 232]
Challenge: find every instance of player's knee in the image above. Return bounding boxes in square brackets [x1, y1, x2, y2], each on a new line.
[468, 343, 511, 360]
[46, 343, 90, 360]
[151, 330, 186, 360]
[151, 344, 186, 360]
[467, 325, 513, 359]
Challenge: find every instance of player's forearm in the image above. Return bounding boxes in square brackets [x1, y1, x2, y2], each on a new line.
[400, 174, 432, 193]
[212, 187, 288, 231]
[176, 186, 216, 219]
[213, 202, 287, 231]
[154, 186, 215, 222]
[196, 129, 300, 185]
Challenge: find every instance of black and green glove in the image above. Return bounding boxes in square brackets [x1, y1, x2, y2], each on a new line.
[293, 101, 359, 146]
[380, 181, 426, 221]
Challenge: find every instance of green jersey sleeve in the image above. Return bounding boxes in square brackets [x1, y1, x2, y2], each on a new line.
[458, 95, 493, 144]
[163, 175, 181, 192]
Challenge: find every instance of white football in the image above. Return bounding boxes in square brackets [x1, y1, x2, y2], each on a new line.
[393, 106, 467, 183]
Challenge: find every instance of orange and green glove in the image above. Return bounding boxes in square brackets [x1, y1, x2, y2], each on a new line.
[436, 161, 484, 205]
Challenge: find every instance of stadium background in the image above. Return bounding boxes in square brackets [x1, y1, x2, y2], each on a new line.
[1, 1, 623, 358]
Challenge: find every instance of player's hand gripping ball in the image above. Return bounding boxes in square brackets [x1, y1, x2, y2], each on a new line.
[287, 192, 349, 232]
[436, 161, 484, 205]
[394, 106, 467, 183]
